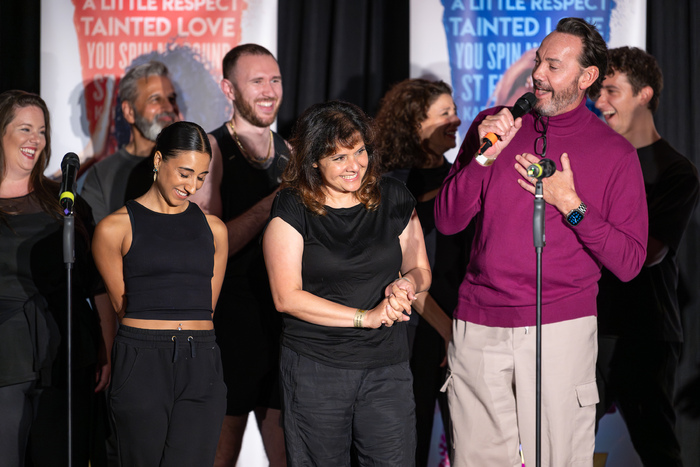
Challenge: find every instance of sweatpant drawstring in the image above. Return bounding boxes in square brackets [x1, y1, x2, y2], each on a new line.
[172, 335, 197, 362]
[188, 336, 195, 358]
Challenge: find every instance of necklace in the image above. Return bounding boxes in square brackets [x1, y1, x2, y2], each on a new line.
[228, 119, 274, 166]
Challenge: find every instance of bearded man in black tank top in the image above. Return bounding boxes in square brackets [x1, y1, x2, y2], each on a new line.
[189, 43, 289, 467]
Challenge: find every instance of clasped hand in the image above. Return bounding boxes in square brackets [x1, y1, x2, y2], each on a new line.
[364, 279, 415, 329]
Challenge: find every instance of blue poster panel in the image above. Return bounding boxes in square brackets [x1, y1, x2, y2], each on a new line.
[440, 0, 615, 136]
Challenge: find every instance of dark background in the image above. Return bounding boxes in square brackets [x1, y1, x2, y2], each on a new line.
[2, 0, 699, 463]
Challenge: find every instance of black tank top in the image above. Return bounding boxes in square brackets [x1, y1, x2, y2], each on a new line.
[211, 124, 288, 224]
[122, 200, 214, 320]
[210, 123, 288, 294]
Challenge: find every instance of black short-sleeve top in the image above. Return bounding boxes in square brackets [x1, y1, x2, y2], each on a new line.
[269, 176, 416, 369]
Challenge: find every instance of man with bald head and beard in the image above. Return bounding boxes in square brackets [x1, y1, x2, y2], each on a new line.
[190, 43, 288, 467]
[435, 18, 648, 466]
[81, 60, 180, 222]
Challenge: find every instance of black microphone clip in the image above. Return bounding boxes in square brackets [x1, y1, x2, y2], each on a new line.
[527, 158, 556, 179]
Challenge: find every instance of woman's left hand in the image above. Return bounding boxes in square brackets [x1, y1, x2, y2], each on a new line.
[383, 283, 413, 324]
[385, 276, 417, 301]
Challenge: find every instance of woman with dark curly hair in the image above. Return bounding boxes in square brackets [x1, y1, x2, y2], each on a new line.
[263, 100, 431, 465]
[375, 79, 468, 466]
[375, 79, 459, 173]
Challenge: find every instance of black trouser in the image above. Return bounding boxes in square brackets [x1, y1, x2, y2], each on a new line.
[280, 346, 416, 467]
[27, 365, 106, 467]
[109, 325, 227, 467]
[0, 381, 38, 467]
[596, 336, 683, 467]
[409, 318, 450, 467]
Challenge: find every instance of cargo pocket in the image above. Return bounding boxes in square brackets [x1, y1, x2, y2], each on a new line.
[575, 380, 599, 407]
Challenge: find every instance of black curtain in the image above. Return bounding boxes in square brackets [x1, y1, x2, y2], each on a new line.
[0, 0, 41, 94]
[647, 3, 700, 464]
[276, 0, 409, 137]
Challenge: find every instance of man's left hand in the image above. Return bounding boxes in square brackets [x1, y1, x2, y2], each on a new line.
[515, 152, 582, 215]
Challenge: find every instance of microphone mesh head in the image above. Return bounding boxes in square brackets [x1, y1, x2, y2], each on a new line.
[512, 92, 537, 119]
[510, 92, 537, 118]
[61, 152, 80, 171]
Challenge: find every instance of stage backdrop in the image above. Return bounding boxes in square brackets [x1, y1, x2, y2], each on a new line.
[411, 0, 646, 162]
[40, 0, 278, 176]
[410, 1, 646, 466]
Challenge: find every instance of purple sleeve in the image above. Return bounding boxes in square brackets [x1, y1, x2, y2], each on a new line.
[572, 147, 648, 282]
[435, 108, 499, 235]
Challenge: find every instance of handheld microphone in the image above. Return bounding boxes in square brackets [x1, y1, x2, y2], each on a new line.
[527, 158, 556, 179]
[59, 152, 80, 215]
[478, 92, 537, 155]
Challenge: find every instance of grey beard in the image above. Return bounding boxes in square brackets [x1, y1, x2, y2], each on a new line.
[134, 112, 176, 141]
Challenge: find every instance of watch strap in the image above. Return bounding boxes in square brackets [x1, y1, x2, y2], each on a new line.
[566, 202, 587, 226]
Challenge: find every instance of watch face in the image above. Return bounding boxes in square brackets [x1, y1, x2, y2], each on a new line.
[567, 210, 584, 226]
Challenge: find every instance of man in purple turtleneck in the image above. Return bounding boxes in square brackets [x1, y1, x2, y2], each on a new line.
[435, 18, 648, 467]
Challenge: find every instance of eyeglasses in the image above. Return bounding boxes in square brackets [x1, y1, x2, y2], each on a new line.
[534, 114, 548, 158]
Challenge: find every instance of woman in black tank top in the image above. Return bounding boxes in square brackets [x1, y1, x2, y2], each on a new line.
[93, 121, 229, 466]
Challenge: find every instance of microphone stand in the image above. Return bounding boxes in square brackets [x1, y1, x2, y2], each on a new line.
[63, 210, 75, 466]
[532, 180, 545, 467]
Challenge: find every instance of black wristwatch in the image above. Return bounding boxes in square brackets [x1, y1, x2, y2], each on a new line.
[565, 203, 587, 226]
